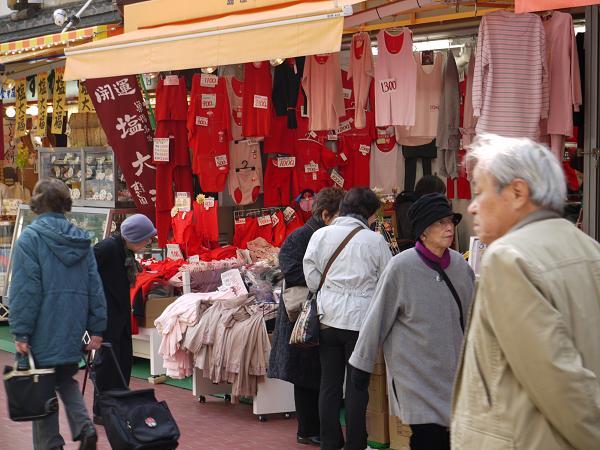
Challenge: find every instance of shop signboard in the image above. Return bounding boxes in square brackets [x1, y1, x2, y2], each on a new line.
[85, 76, 156, 221]
[36, 73, 48, 137]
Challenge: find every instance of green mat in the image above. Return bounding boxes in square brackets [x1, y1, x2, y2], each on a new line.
[0, 322, 15, 353]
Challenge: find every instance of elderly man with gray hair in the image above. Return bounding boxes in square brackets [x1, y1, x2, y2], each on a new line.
[451, 134, 600, 450]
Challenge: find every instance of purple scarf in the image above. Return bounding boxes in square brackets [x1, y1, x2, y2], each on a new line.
[415, 241, 451, 270]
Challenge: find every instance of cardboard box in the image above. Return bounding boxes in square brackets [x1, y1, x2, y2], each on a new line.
[139, 296, 177, 328]
[389, 415, 412, 450]
[367, 373, 388, 413]
[366, 411, 389, 444]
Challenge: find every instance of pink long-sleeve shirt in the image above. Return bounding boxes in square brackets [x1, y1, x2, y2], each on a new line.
[473, 11, 549, 139]
[543, 11, 582, 137]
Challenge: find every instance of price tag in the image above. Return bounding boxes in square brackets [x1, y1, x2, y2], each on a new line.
[304, 162, 319, 173]
[359, 144, 370, 155]
[330, 169, 345, 188]
[201, 93, 217, 109]
[196, 116, 209, 127]
[200, 73, 218, 87]
[283, 206, 296, 222]
[215, 154, 228, 167]
[276, 156, 296, 168]
[188, 255, 201, 263]
[221, 269, 249, 296]
[253, 95, 269, 109]
[339, 152, 348, 162]
[379, 78, 397, 94]
[164, 75, 180, 86]
[343, 88, 352, 100]
[337, 119, 353, 135]
[271, 213, 280, 227]
[235, 217, 246, 225]
[175, 192, 191, 212]
[153, 137, 170, 162]
[258, 215, 272, 226]
[204, 196, 215, 208]
[166, 244, 184, 260]
[308, 131, 317, 139]
[327, 131, 338, 141]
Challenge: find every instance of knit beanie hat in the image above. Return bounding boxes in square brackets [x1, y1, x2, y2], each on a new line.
[408, 193, 462, 240]
[120, 214, 156, 244]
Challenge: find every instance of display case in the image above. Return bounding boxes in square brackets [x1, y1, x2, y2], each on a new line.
[1, 205, 140, 306]
[38, 147, 133, 208]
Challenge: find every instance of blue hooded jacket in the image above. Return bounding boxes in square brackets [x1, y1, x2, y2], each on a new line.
[9, 213, 107, 367]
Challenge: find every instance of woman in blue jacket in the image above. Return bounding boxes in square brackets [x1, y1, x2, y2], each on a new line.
[9, 178, 107, 450]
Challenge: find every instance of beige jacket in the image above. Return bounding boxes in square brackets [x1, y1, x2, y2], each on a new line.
[451, 210, 600, 450]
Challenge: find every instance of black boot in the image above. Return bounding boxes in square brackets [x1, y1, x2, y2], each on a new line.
[78, 424, 98, 450]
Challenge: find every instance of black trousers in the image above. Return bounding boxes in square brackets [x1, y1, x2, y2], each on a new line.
[404, 156, 433, 192]
[410, 424, 450, 450]
[319, 328, 369, 450]
[92, 327, 133, 416]
[294, 385, 320, 438]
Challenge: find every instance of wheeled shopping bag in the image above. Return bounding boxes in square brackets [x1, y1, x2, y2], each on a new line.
[84, 343, 180, 450]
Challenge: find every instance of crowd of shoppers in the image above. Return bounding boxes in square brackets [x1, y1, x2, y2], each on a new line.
[7, 131, 600, 450]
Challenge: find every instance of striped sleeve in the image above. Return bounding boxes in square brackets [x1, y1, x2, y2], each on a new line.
[472, 17, 487, 118]
[539, 20, 550, 119]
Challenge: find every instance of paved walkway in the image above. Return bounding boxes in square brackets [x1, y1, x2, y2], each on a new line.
[0, 350, 307, 450]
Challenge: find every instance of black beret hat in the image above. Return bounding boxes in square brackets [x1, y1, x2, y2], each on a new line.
[407, 193, 462, 240]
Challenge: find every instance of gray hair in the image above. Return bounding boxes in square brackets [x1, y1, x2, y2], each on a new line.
[467, 134, 566, 213]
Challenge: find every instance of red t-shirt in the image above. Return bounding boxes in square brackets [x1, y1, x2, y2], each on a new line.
[243, 61, 272, 137]
[338, 111, 376, 189]
[292, 139, 340, 196]
[188, 74, 231, 191]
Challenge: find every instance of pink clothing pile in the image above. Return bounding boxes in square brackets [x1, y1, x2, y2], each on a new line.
[246, 237, 280, 263]
[155, 290, 237, 379]
[183, 295, 277, 402]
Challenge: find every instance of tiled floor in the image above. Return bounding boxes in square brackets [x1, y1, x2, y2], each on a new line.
[0, 350, 308, 450]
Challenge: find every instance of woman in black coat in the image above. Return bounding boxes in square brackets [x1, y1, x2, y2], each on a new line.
[268, 187, 344, 447]
[92, 214, 156, 424]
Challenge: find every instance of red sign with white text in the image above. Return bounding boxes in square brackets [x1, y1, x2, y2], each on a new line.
[85, 76, 156, 221]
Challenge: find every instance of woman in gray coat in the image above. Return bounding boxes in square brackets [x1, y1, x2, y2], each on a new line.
[349, 193, 474, 450]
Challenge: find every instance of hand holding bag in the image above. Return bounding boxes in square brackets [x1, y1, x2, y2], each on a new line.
[3, 351, 58, 421]
[290, 226, 363, 347]
[282, 280, 309, 322]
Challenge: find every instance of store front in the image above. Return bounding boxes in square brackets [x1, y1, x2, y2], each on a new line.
[5, 0, 599, 447]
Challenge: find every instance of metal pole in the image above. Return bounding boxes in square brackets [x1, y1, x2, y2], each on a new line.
[62, 0, 95, 33]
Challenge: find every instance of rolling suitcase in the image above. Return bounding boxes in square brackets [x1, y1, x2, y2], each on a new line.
[84, 343, 180, 450]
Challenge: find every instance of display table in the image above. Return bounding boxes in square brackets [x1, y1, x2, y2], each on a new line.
[132, 326, 166, 382]
[192, 367, 296, 421]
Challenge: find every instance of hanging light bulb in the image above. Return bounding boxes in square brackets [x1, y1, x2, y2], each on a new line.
[201, 67, 217, 74]
[5, 107, 16, 118]
[27, 105, 39, 116]
[270, 58, 285, 67]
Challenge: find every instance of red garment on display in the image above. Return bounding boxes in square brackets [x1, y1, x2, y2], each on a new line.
[155, 76, 188, 121]
[337, 110, 376, 189]
[130, 259, 186, 333]
[263, 115, 297, 155]
[284, 211, 304, 237]
[255, 215, 274, 244]
[233, 217, 259, 249]
[271, 211, 286, 247]
[194, 199, 220, 247]
[263, 158, 293, 207]
[243, 61, 272, 137]
[292, 139, 340, 197]
[188, 74, 231, 192]
[199, 245, 238, 262]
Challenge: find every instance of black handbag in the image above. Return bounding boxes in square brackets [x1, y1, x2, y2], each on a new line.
[3, 352, 58, 421]
[290, 226, 363, 347]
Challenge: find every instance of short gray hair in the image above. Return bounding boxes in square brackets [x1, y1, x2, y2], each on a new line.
[467, 134, 566, 213]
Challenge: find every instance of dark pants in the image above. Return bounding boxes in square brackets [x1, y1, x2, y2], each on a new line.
[93, 328, 133, 416]
[404, 157, 433, 192]
[295, 385, 320, 438]
[33, 365, 92, 450]
[319, 328, 369, 450]
[410, 424, 450, 450]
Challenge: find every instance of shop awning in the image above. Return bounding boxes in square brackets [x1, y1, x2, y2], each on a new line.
[64, 1, 349, 81]
[516, 0, 600, 12]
